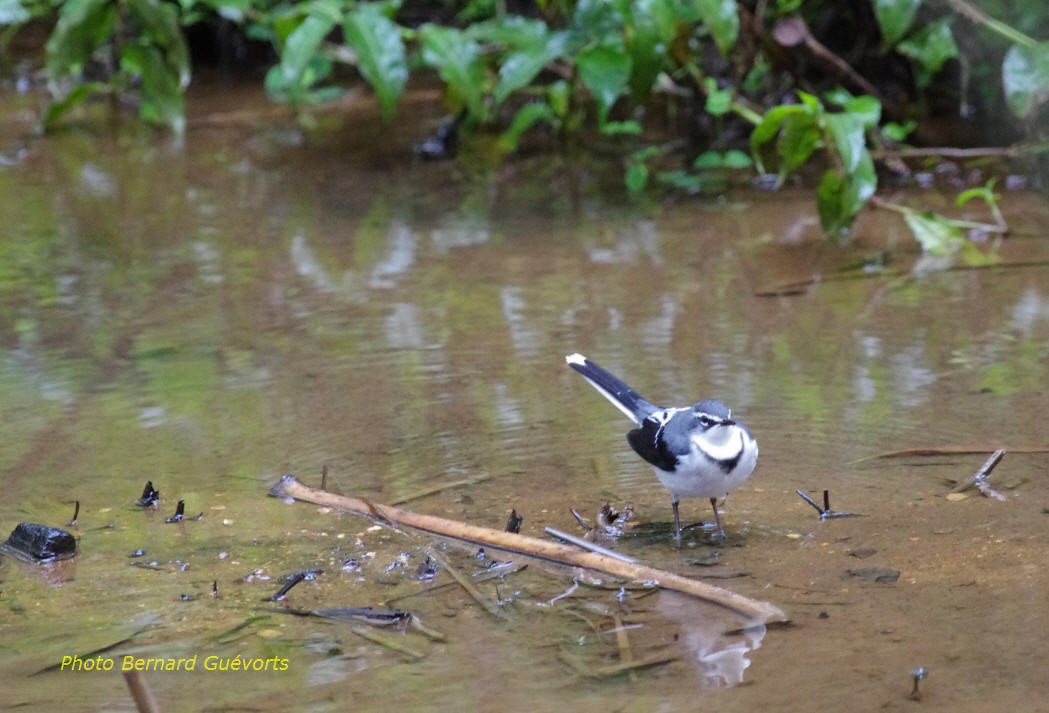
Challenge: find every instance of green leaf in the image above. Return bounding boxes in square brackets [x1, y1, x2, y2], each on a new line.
[601, 119, 642, 135]
[816, 152, 876, 238]
[125, 0, 190, 90]
[822, 112, 866, 172]
[902, 210, 964, 256]
[695, 0, 738, 55]
[279, 12, 336, 87]
[44, 0, 117, 80]
[873, 0, 921, 47]
[419, 24, 487, 121]
[1002, 41, 1049, 119]
[842, 95, 881, 129]
[897, 18, 958, 87]
[703, 77, 733, 116]
[750, 103, 807, 148]
[573, 0, 625, 42]
[577, 43, 632, 125]
[498, 102, 555, 152]
[493, 29, 571, 106]
[344, 4, 407, 121]
[120, 43, 185, 130]
[721, 149, 752, 168]
[778, 111, 822, 174]
[625, 159, 650, 193]
[881, 119, 915, 141]
[43, 80, 108, 128]
[624, 0, 677, 102]
[956, 183, 993, 208]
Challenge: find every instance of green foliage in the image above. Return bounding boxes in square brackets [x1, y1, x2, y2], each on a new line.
[1002, 41, 1049, 119]
[41, 0, 189, 131]
[3, 0, 1046, 254]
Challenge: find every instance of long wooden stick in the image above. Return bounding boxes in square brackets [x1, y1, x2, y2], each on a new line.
[270, 475, 787, 623]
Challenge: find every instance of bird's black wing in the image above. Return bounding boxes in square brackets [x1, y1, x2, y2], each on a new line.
[626, 419, 680, 471]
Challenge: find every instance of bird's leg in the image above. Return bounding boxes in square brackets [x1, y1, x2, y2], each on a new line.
[709, 497, 726, 540]
[671, 496, 682, 540]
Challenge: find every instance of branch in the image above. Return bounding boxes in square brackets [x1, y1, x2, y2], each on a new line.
[269, 475, 788, 624]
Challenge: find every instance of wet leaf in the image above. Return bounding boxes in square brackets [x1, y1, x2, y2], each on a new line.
[499, 102, 556, 152]
[419, 24, 486, 121]
[624, 0, 665, 102]
[577, 43, 632, 125]
[778, 111, 821, 174]
[902, 209, 963, 256]
[44, 0, 117, 79]
[873, 0, 920, 46]
[817, 152, 875, 238]
[278, 12, 335, 88]
[898, 18, 958, 87]
[492, 26, 571, 106]
[125, 0, 190, 90]
[343, 3, 407, 121]
[43, 80, 108, 128]
[120, 43, 185, 131]
[704, 77, 733, 116]
[696, 0, 739, 55]
[1002, 41, 1049, 119]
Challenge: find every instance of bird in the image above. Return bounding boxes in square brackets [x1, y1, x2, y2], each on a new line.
[565, 353, 758, 540]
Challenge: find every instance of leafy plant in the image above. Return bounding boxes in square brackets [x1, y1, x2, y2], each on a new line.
[43, 0, 190, 131]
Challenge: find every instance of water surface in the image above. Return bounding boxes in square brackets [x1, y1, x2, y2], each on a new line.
[1, 79, 1049, 712]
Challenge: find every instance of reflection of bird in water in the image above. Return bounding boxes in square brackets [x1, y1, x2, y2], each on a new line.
[657, 591, 767, 688]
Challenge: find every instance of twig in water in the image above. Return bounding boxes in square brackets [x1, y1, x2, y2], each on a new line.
[951, 448, 1006, 501]
[389, 474, 494, 506]
[795, 489, 858, 520]
[68, 500, 80, 527]
[349, 625, 426, 661]
[544, 526, 637, 563]
[426, 550, 508, 620]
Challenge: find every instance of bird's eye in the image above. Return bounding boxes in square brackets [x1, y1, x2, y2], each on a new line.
[698, 415, 713, 427]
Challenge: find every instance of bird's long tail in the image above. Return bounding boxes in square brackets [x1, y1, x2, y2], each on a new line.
[565, 353, 658, 424]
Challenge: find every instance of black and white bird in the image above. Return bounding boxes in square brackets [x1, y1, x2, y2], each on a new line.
[566, 353, 758, 540]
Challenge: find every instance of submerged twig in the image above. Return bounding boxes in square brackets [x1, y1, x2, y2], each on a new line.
[270, 475, 788, 623]
[426, 550, 508, 620]
[560, 650, 679, 679]
[389, 474, 494, 506]
[855, 445, 1049, 463]
[349, 625, 426, 661]
[544, 526, 637, 563]
[951, 448, 1007, 501]
[795, 489, 858, 520]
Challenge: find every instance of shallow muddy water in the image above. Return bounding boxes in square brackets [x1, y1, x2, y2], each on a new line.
[1, 79, 1048, 713]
